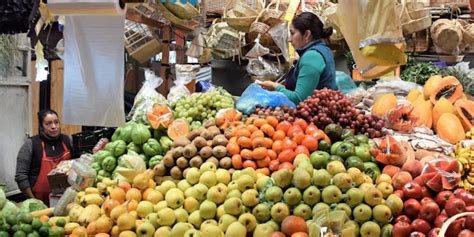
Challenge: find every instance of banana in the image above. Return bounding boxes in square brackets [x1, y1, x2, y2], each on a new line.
[80, 193, 105, 206]
[85, 187, 100, 195]
[467, 176, 474, 184]
[78, 204, 101, 225]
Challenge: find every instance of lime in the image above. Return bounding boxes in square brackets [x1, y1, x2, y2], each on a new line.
[0, 231, 8, 237]
[7, 215, 18, 225]
[31, 218, 42, 230]
[21, 224, 33, 234]
[38, 226, 49, 237]
[54, 218, 65, 228]
[49, 227, 65, 237]
[21, 213, 33, 224]
[11, 224, 21, 233]
[13, 230, 26, 237]
[27, 231, 40, 237]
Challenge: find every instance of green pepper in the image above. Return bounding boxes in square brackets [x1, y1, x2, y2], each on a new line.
[131, 123, 151, 145]
[363, 162, 381, 181]
[159, 136, 173, 153]
[93, 150, 112, 164]
[127, 142, 142, 154]
[105, 140, 127, 157]
[142, 138, 162, 157]
[148, 155, 164, 168]
[102, 156, 117, 172]
[333, 142, 355, 159]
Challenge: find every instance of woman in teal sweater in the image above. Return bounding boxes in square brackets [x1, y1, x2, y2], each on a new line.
[261, 12, 337, 104]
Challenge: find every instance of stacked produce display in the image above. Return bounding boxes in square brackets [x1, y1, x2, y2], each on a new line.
[2, 79, 473, 237]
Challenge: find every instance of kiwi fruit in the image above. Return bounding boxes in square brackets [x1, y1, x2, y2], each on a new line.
[212, 145, 227, 158]
[212, 135, 228, 147]
[153, 163, 167, 176]
[199, 146, 213, 159]
[208, 126, 221, 138]
[183, 144, 198, 158]
[203, 120, 215, 128]
[207, 140, 213, 147]
[170, 166, 183, 180]
[219, 157, 232, 169]
[163, 154, 175, 168]
[173, 137, 191, 147]
[206, 157, 219, 167]
[192, 136, 208, 149]
[176, 157, 189, 169]
[187, 128, 204, 141]
[189, 156, 204, 168]
[182, 168, 189, 178]
[171, 147, 184, 159]
[201, 130, 214, 140]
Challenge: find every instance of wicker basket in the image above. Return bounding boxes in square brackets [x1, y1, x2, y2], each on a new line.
[405, 29, 429, 53]
[164, 0, 188, 19]
[124, 20, 162, 63]
[233, 1, 259, 17]
[248, 10, 274, 46]
[261, 0, 284, 27]
[439, 212, 474, 236]
[155, 2, 199, 32]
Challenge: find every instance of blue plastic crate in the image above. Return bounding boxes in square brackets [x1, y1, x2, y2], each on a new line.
[161, 0, 198, 6]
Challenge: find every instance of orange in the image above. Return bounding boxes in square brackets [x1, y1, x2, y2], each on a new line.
[240, 149, 253, 160]
[253, 118, 268, 128]
[266, 116, 279, 128]
[226, 142, 241, 156]
[272, 130, 286, 141]
[278, 149, 296, 163]
[287, 125, 304, 138]
[236, 128, 251, 138]
[237, 137, 252, 148]
[225, 127, 238, 139]
[252, 147, 268, 160]
[272, 140, 284, 154]
[267, 150, 277, 160]
[304, 124, 319, 135]
[247, 124, 259, 133]
[39, 215, 49, 222]
[245, 116, 257, 125]
[256, 156, 271, 168]
[276, 121, 292, 134]
[231, 154, 243, 169]
[252, 137, 267, 148]
[250, 130, 265, 139]
[243, 160, 257, 169]
[261, 124, 275, 137]
[301, 135, 318, 152]
[264, 138, 273, 149]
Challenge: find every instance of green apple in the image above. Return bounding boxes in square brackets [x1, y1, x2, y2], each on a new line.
[215, 169, 231, 185]
[353, 204, 372, 222]
[175, 208, 189, 223]
[345, 187, 364, 207]
[332, 173, 353, 190]
[157, 180, 176, 196]
[312, 169, 332, 187]
[145, 213, 159, 228]
[199, 200, 217, 220]
[241, 168, 258, 182]
[137, 201, 154, 218]
[376, 182, 394, 198]
[375, 174, 392, 185]
[252, 204, 271, 223]
[335, 203, 352, 218]
[183, 229, 202, 237]
[188, 210, 203, 229]
[372, 204, 392, 224]
[199, 162, 217, 174]
[312, 203, 330, 217]
[217, 204, 225, 219]
[226, 190, 241, 199]
[360, 221, 380, 237]
[171, 223, 194, 237]
[184, 197, 200, 213]
[364, 188, 384, 206]
[227, 181, 239, 192]
[237, 175, 255, 192]
[223, 197, 242, 216]
[218, 214, 237, 232]
[326, 161, 346, 175]
[224, 222, 246, 237]
[310, 151, 330, 169]
[321, 185, 342, 204]
[155, 226, 172, 237]
[186, 167, 201, 185]
[385, 194, 403, 216]
[266, 220, 280, 231]
[157, 208, 176, 226]
[201, 224, 224, 237]
[241, 189, 259, 207]
[271, 169, 293, 189]
[192, 184, 209, 202]
[207, 186, 227, 205]
[153, 200, 168, 213]
[256, 176, 271, 191]
[264, 186, 283, 203]
[199, 171, 217, 188]
[292, 168, 311, 190]
[303, 186, 321, 205]
[355, 146, 371, 162]
[252, 224, 274, 237]
[293, 203, 312, 220]
[283, 188, 302, 206]
[177, 180, 192, 192]
[270, 203, 290, 223]
[136, 222, 155, 237]
[347, 167, 365, 186]
[238, 213, 257, 232]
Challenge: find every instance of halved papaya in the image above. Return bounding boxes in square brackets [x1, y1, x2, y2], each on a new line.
[432, 97, 454, 129]
[147, 104, 173, 129]
[167, 118, 190, 140]
[429, 76, 463, 104]
[386, 104, 418, 133]
[454, 99, 474, 131]
[423, 75, 443, 100]
[436, 113, 465, 144]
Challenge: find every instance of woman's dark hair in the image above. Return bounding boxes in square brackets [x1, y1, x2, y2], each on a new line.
[38, 109, 59, 128]
[292, 12, 333, 40]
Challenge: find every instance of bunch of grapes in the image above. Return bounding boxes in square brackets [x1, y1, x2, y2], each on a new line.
[296, 89, 385, 138]
[254, 106, 296, 122]
[173, 89, 234, 126]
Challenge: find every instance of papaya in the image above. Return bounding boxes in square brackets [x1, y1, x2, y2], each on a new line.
[454, 99, 474, 131]
[167, 118, 190, 140]
[386, 104, 418, 133]
[412, 99, 433, 129]
[371, 93, 397, 117]
[436, 113, 465, 144]
[432, 97, 455, 129]
[429, 76, 463, 104]
[147, 104, 173, 129]
[423, 75, 443, 100]
[406, 89, 423, 103]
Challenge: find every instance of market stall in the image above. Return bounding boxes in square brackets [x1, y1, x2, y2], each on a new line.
[0, 0, 474, 237]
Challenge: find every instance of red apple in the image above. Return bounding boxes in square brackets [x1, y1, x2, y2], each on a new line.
[458, 229, 474, 237]
[465, 215, 474, 231]
[446, 218, 465, 237]
[421, 186, 432, 198]
[392, 222, 412, 237]
[410, 232, 426, 237]
[435, 191, 454, 208]
[454, 189, 474, 206]
[418, 202, 440, 222]
[394, 189, 405, 200]
[445, 198, 466, 217]
[413, 176, 424, 186]
[440, 209, 447, 216]
[404, 198, 421, 219]
[403, 182, 423, 199]
[427, 228, 440, 237]
[466, 205, 474, 212]
[411, 219, 431, 234]
[434, 214, 449, 228]
[420, 197, 435, 206]
[394, 215, 411, 224]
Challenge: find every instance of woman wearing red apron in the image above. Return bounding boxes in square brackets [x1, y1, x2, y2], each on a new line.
[15, 109, 73, 206]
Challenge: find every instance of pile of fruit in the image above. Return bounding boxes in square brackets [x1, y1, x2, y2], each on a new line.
[172, 89, 235, 128]
[452, 128, 474, 191]
[153, 123, 232, 180]
[92, 122, 173, 181]
[375, 75, 473, 144]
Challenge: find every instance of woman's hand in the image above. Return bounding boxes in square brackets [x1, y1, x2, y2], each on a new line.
[259, 80, 281, 91]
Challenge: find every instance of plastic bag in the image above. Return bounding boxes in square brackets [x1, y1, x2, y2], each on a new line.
[246, 57, 281, 80]
[246, 38, 270, 58]
[67, 157, 96, 191]
[236, 83, 295, 114]
[309, 210, 352, 236]
[127, 70, 165, 124]
[269, 22, 290, 61]
[335, 71, 357, 94]
[168, 64, 200, 105]
[53, 187, 77, 216]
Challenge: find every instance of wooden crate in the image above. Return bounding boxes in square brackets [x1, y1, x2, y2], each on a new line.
[124, 20, 162, 63]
